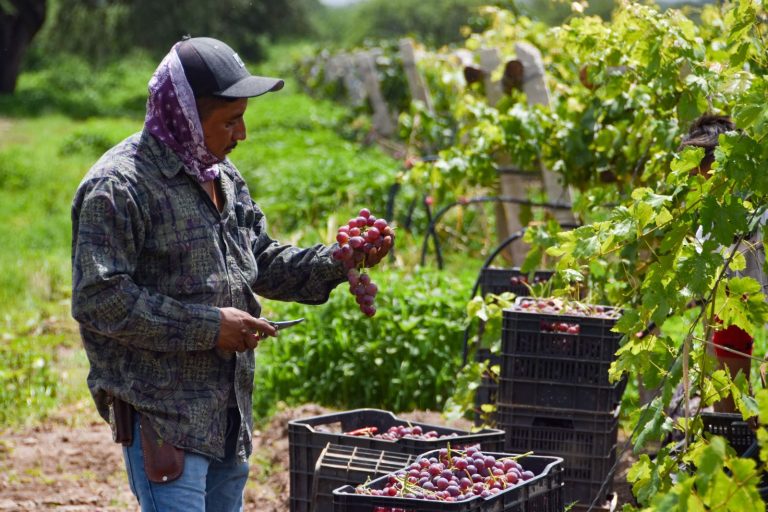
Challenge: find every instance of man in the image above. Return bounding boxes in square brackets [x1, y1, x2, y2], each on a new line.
[71, 36, 392, 511]
[681, 114, 767, 413]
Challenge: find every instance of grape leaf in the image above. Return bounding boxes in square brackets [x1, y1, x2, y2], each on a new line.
[699, 196, 749, 247]
[634, 398, 670, 451]
[670, 146, 705, 173]
[694, 437, 725, 495]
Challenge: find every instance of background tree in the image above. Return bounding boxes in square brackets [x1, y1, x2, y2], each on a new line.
[27, 0, 320, 69]
[0, 0, 46, 93]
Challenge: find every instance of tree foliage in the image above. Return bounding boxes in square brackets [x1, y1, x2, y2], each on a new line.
[31, 0, 321, 66]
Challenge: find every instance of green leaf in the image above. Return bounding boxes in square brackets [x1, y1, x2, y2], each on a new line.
[676, 243, 721, 296]
[694, 438, 725, 495]
[634, 398, 670, 450]
[678, 90, 705, 123]
[699, 197, 749, 247]
[729, 41, 751, 67]
[671, 146, 705, 173]
[756, 389, 768, 425]
[655, 207, 673, 227]
[467, 296, 486, 321]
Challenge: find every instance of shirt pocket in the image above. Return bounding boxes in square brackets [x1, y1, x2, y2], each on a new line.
[232, 227, 258, 284]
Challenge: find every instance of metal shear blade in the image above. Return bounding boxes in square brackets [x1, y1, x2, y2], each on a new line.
[269, 318, 305, 330]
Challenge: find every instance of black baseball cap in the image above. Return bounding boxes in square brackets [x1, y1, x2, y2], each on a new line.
[177, 37, 284, 98]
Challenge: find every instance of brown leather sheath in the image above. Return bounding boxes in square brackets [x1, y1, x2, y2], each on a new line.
[139, 415, 185, 483]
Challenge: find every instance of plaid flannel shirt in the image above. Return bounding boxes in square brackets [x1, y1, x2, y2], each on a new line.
[71, 130, 344, 460]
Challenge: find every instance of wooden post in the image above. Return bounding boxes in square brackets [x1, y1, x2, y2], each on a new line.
[333, 53, 367, 107]
[515, 41, 576, 225]
[479, 48, 530, 264]
[355, 51, 396, 137]
[399, 38, 433, 113]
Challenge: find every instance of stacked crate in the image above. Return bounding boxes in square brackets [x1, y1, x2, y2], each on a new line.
[496, 298, 625, 508]
[288, 408, 505, 512]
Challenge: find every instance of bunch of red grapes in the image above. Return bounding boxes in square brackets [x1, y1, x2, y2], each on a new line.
[344, 424, 458, 441]
[356, 446, 536, 506]
[332, 208, 394, 317]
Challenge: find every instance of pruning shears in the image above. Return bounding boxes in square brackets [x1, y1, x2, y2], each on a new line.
[267, 318, 305, 331]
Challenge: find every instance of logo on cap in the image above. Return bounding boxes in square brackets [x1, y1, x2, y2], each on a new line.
[232, 53, 245, 68]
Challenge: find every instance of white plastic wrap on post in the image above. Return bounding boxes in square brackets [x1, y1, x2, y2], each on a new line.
[355, 51, 396, 137]
[336, 53, 367, 108]
[515, 41, 575, 225]
[479, 47, 529, 264]
[479, 47, 503, 107]
[398, 38, 433, 113]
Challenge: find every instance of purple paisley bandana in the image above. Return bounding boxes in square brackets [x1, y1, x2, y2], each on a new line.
[144, 43, 220, 183]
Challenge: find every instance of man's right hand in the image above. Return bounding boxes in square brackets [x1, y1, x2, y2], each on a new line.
[216, 307, 277, 352]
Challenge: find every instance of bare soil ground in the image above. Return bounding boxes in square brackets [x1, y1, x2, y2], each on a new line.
[0, 404, 634, 511]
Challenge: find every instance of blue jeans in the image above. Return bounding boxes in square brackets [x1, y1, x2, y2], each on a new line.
[123, 408, 249, 512]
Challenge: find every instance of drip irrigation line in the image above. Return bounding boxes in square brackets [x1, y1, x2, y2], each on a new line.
[419, 196, 576, 268]
[461, 228, 527, 366]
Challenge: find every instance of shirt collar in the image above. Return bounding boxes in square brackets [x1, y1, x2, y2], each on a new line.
[142, 130, 237, 186]
[142, 130, 185, 179]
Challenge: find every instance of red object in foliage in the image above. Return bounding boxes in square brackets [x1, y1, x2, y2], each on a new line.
[712, 323, 754, 359]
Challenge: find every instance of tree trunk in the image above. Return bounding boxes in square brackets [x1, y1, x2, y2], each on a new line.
[0, 0, 46, 94]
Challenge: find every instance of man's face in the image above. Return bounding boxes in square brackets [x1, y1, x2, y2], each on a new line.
[200, 97, 248, 160]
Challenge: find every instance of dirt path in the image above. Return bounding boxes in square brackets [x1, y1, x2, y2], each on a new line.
[0, 404, 634, 511]
[0, 403, 322, 512]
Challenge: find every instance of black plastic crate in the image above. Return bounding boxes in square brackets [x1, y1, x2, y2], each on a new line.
[499, 301, 624, 412]
[702, 412, 757, 456]
[561, 449, 616, 506]
[311, 444, 418, 512]
[289, 409, 506, 512]
[497, 373, 624, 412]
[480, 267, 554, 297]
[502, 301, 622, 363]
[332, 450, 564, 512]
[497, 404, 619, 457]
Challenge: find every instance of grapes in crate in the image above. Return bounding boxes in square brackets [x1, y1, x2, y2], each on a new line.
[513, 297, 619, 319]
[356, 447, 536, 505]
[332, 208, 394, 317]
[344, 424, 458, 441]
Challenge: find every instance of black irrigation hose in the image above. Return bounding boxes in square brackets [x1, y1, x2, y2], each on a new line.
[461, 228, 527, 366]
[423, 199, 444, 269]
[419, 196, 575, 268]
